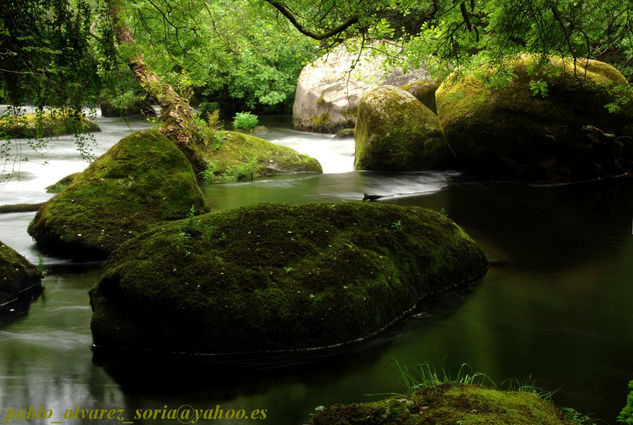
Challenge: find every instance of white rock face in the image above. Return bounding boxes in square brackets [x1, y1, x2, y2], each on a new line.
[293, 41, 432, 133]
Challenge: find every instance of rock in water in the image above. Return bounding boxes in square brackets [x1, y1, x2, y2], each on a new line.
[355, 86, 454, 171]
[28, 129, 207, 260]
[90, 202, 487, 354]
[293, 40, 433, 133]
[311, 384, 576, 425]
[202, 131, 322, 182]
[436, 54, 633, 180]
[0, 110, 100, 138]
[0, 241, 42, 306]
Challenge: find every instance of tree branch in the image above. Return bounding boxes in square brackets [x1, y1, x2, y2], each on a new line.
[262, 0, 358, 40]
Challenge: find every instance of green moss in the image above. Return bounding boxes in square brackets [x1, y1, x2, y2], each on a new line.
[28, 129, 207, 260]
[435, 54, 633, 180]
[46, 172, 81, 193]
[311, 112, 332, 130]
[0, 110, 100, 138]
[202, 131, 322, 183]
[0, 241, 42, 305]
[89, 202, 488, 354]
[355, 85, 455, 171]
[317, 96, 326, 106]
[311, 384, 574, 425]
[402, 80, 439, 113]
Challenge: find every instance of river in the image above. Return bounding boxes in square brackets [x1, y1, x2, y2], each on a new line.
[0, 113, 632, 424]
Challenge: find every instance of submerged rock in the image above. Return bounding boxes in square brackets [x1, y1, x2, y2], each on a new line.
[100, 100, 156, 117]
[436, 55, 633, 180]
[90, 202, 487, 354]
[0, 110, 100, 138]
[0, 241, 42, 307]
[311, 384, 575, 425]
[355, 86, 454, 171]
[28, 129, 207, 260]
[202, 131, 322, 183]
[293, 40, 432, 133]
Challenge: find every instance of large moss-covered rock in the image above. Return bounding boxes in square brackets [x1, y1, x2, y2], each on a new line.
[0, 110, 100, 138]
[355, 86, 454, 171]
[90, 202, 487, 354]
[403, 79, 439, 113]
[203, 131, 322, 182]
[311, 384, 574, 425]
[100, 100, 156, 117]
[28, 129, 207, 260]
[0, 241, 42, 306]
[293, 40, 433, 133]
[436, 55, 633, 180]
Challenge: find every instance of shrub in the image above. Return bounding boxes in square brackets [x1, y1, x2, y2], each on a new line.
[233, 112, 258, 132]
[199, 101, 221, 121]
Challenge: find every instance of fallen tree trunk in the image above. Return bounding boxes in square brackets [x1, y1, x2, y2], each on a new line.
[0, 203, 45, 214]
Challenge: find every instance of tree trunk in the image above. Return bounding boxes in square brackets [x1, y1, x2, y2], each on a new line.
[107, 0, 206, 174]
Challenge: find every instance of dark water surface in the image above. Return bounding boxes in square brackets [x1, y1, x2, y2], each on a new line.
[1, 115, 632, 424]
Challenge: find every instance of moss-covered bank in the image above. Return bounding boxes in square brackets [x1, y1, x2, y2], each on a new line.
[0, 110, 100, 138]
[90, 202, 487, 354]
[28, 129, 207, 260]
[311, 384, 574, 425]
[355, 86, 454, 171]
[203, 131, 322, 182]
[0, 241, 42, 306]
[436, 55, 633, 180]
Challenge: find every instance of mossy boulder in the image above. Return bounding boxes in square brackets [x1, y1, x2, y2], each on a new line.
[28, 129, 207, 260]
[203, 131, 322, 183]
[436, 55, 633, 180]
[293, 39, 434, 133]
[311, 384, 574, 425]
[100, 100, 156, 117]
[90, 202, 487, 354]
[403, 79, 439, 113]
[0, 110, 100, 138]
[355, 86, 455, 171]
[0, 241, 42, 306]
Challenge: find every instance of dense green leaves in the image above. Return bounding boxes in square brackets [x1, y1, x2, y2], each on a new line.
[0, 0, 97, 107]
[119, 0, 319, 112]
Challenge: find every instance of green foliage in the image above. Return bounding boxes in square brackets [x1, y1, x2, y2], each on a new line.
[221, 156, 259, 181]
[562, 407, 597, 425]
[123, 0, 318, 111]
[199, 101, 221, 121]
[233, 112, 259, 132]
[529, 79, 549, 98]
[605, 85, 633, 114]
[0, 0, 98, 107]
[619, 380, 633, 424]
[201, 161, 216, 183]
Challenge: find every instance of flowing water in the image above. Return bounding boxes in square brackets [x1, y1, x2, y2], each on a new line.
[1, 114, 632, 424]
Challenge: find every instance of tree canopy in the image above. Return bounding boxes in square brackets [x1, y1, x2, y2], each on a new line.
[2, 0, 632, 111]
